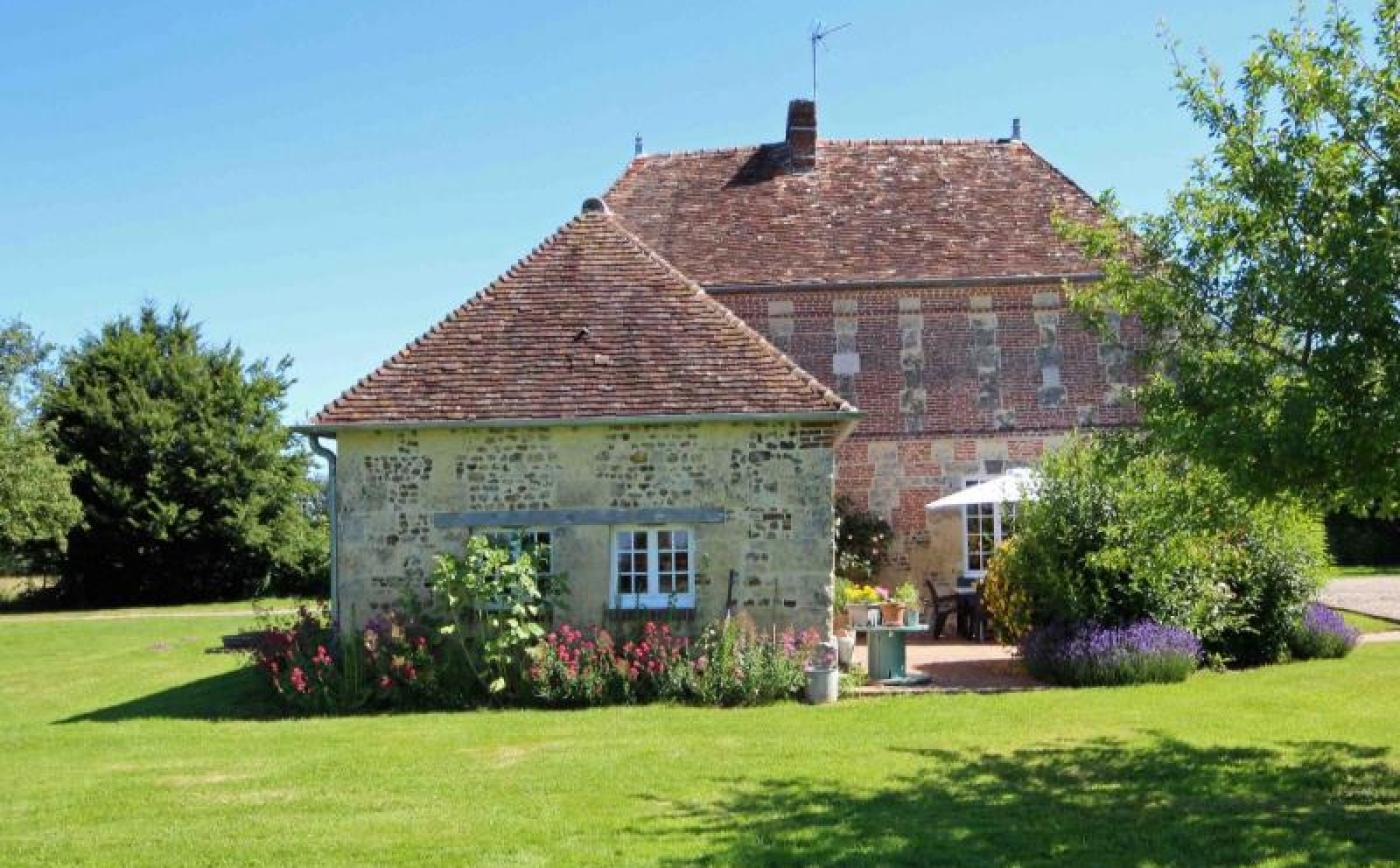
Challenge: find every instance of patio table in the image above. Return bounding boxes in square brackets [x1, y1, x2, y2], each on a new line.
[853, 623, 932, 685]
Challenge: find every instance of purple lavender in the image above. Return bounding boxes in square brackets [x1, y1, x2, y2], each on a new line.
[1289, 603, 1360, 660]
[1021, 621, 1202, 687]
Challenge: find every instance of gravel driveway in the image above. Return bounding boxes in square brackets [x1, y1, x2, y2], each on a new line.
[1320, 577, 1400, 622]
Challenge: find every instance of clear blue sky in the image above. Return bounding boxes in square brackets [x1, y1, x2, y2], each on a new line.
[2, 1, 1353, 422]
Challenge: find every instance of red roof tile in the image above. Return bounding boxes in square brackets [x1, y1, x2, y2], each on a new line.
[307, 210, 854, 427]
[602, 139, 1101, 287]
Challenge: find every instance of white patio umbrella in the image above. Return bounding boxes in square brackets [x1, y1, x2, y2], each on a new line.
[924, 468, 1040, 511]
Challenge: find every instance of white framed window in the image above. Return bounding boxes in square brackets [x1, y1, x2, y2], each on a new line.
[612, 528, 695, 609]
[962, 481, 1018, 578]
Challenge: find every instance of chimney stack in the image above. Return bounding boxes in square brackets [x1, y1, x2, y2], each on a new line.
[1011, 117, 1022, 141]
[786, 99, 817, 172]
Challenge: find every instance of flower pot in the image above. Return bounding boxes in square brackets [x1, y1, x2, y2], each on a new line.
[805, 667, 839, 704]
[846, 603, 872, 628]
[833, 609, 851, 632]
[880, 603, 906, 627]
[836, 632, 856, 668]
[904, 608, 920, 628]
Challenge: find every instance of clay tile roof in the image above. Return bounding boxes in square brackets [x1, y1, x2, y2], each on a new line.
[602, 139, 1102, 287]
[306, 211, 854, 427]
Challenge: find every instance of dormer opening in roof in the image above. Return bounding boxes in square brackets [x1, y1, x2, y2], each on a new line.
[785, 99, 817, 172]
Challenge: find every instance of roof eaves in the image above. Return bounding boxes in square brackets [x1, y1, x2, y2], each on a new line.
[293, 409, 863, 436]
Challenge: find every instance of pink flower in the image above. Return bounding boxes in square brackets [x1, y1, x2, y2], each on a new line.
[379, 675, 392, 689]
[290, 667, 309, 694]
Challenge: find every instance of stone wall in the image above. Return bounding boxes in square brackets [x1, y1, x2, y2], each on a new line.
[333, 420, 842, 633]
[718, 282, 1138, 592]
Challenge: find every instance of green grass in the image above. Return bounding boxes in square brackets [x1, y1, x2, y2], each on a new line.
[1, 605, 1398, 866]
[1341, 609, 1400, 634]
[0, 592, 312, 618]
[1325, 564, 1400, 578]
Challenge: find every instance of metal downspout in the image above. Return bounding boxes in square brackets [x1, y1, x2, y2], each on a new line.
[306, 434, 339, 628]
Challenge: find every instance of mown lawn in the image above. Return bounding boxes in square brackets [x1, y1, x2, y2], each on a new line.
[1, 605, 1397, 866]
[1342, 609, 1400, 634]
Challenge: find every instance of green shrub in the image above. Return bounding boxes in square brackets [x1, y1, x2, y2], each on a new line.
[429, 534, 558, 702]
[995, 437, 1326, 666]
[983, 536, 1033, 643]
[250, 605, 369, 714]
[1288, 604, 1360, 660]
[1020, 621, 1202, 687]
[689, 616, 817, 707]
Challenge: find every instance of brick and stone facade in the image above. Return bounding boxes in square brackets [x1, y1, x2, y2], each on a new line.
[716, 283, 1138, 589]
[307, 98, 1135, 628]
[599, 101, 1141, 593]
[333, 420, 843, 632]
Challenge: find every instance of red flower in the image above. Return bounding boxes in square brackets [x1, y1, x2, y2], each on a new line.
[379, 675, 392, 689]
[290, 667, 309, 694]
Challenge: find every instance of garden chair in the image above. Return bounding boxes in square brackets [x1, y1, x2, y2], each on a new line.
[922, 578, 958, 640]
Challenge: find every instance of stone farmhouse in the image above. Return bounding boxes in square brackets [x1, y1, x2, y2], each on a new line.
[298, 99, 1135, 632]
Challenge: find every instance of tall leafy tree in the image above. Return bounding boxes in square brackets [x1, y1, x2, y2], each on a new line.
[1062, 1, 1400, 515]
[0, 319, 80, 568]
[42, 305, 326, 603]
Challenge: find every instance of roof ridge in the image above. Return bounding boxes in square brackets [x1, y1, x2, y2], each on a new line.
[617, 137, 1011, 162]
[821, 136, 1008, 146]
[591, 212, 855, 416]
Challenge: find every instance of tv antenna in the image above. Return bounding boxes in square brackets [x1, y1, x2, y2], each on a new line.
[810, 21, 851, 102]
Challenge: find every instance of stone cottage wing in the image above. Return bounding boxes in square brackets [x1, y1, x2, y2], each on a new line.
[306, 210, 853, 427]
[602, 139, 1102, 287]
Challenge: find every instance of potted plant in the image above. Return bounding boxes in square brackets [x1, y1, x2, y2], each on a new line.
[845, 584, 880, 628]
[877, 585, 905, 628]
[893, 582, 921, 626]
[805, 642, 839, 704]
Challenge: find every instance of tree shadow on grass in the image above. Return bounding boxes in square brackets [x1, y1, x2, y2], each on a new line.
[651, 736, 1400, 866]
[57, 667, 281, 723]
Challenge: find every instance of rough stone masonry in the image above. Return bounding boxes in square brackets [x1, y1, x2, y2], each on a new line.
[333, 420, 843, 633]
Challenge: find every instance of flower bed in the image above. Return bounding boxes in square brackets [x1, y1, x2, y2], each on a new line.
[251, 608, 821, 713]
[247, 536, 826, 714]
[530, 622, 691, 707]
[1020, 621, 1202, 687]
[1288, 603, 1360, 660]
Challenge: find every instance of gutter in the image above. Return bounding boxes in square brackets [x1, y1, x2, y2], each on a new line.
[291, 409, 860, 436]
[304, 434, 339, 628]
[703, 272, 1104, 295]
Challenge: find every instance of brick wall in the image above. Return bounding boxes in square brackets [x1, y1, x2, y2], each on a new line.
[717, 282, 1139, 590]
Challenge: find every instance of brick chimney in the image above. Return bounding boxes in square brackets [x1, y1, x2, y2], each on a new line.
[785, 99, 817, 172]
